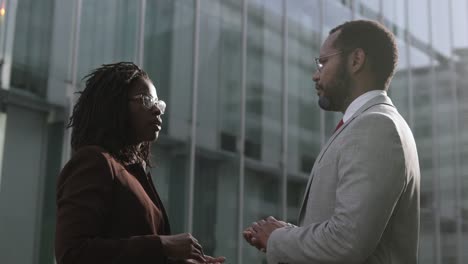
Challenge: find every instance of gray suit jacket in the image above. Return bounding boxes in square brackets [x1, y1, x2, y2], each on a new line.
[266, 95, 420, 264]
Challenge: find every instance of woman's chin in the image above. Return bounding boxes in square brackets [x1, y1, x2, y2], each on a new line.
[151, 131, 159, 141]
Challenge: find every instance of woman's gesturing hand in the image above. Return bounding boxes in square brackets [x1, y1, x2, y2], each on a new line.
[160, 233, 206, 262]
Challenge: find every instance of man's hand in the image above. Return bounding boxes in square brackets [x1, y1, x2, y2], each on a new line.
[243, 216, 287, 252]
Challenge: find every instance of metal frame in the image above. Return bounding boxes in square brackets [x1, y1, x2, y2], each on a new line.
[61, 0, 82, 166]
[237, 0, 247, 261]
[404, 0, 414, 129]
[427, 1, 442, 263]
[280, 0, 289, 222]
[319, 0, 325, 146]
[1, 0, 17, 89]
[136, 0, 146, 66]
[448, 1, 463, 263]
[187, 0, 200, 234]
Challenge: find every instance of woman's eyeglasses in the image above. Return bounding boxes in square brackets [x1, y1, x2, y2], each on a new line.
[129, 94, 166, 114]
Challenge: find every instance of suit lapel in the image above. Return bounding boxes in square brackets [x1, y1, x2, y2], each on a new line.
[298, 94, 395, 223]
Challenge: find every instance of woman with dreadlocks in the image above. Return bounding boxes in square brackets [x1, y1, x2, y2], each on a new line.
[55, 62, 225, 264]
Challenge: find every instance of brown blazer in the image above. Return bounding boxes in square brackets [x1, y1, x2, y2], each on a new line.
[55, 145, 171, 264]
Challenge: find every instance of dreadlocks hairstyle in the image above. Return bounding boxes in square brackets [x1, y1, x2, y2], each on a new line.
[68, 62, 152, 165]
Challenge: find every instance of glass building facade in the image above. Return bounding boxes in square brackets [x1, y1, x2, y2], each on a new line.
[0, 0, 467, 263]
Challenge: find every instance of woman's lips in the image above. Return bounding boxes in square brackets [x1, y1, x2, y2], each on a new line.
[150, 119, 162, 131]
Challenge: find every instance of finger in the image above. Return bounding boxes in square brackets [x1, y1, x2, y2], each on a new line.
[189, 251, 206, 263]
[250, 236, 263, 251]
[205, 255, 226, 263]
[252, 222, 262, 233]
[243, 231, 253, 242]
[250, 222, 259, 232]
[191, 240, 204, 254]
[266, 216, 277, 222]
[189, 245, 206, 262]
[258, 219, 267, 226]
[189, 234, 203, 253]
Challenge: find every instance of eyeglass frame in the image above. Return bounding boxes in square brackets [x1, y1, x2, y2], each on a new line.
[314, 50, 346, 73]
[129, 94, 166, 114]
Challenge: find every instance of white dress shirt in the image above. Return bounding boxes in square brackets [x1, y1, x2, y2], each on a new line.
[343, 90, 387, 123]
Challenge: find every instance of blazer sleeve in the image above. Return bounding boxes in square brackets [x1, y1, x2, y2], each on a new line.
[55, 148, 166, 264]
[266, 113, 407, 264]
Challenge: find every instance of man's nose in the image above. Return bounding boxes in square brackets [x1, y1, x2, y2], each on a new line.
[312, 70, 320, 82]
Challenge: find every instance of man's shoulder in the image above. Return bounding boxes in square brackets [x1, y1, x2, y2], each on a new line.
[351, 107, 399, 131]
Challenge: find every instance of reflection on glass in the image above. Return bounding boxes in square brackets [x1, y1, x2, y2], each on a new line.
[286, 0, 321, 224]
[11, 0, 55, 96]
[243, 169, 280, 263]
[246, 0, 282, 166]
[78, 0, 138, 82]
[193, 0, 241, 262]
[323, 1, 351, 136]
[143, 0, 195, 237]
[243, 1, 283, 262]
[194, 159, 239, 262]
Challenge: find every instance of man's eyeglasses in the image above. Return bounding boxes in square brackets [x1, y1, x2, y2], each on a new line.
[129, 94, 166, 114]
[315, 50, 344, 72]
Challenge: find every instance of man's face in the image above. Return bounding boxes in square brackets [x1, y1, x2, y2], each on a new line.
[313, 30, 352, 112]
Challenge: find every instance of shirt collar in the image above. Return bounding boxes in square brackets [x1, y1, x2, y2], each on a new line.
[343, 90, 387, 123]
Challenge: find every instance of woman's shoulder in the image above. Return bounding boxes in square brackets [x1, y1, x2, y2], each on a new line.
[71, 145, 120, 163]
[73, 145, 108, 157]
[63, 145, 122, 175]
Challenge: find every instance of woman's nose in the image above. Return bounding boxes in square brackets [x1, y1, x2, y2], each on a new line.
[151, 104, 162, 115]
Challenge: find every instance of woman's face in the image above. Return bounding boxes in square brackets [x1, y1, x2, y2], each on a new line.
[128, 78, 163, 143]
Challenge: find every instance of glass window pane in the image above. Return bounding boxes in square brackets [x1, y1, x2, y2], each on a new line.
[11, 0, 54, 96]
[243, 168, 280, 262]
[452, 0, 468, 48]
[78, 0, 138, 81]
[430, 1, 458, 263]
[144, 0, 195, 236]
[194, 0, 241, 262]
[285, 0, 321, 223]
[245, 0, 283, 166]
[323, 1, 351, 136]
[243, 0, 283, 262]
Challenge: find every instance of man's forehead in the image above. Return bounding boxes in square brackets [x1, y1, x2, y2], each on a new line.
[320, 30, 341, 55]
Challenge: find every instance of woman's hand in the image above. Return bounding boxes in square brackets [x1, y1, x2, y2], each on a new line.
[160, 233, 206, 262]
[184, 255, 226, 264]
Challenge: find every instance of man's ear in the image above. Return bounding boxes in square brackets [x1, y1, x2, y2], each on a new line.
[349, 48, 366, 73]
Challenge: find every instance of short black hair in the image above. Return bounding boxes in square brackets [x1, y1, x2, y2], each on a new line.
[67, 62, 152, 165]
[330, 20, 398, 89]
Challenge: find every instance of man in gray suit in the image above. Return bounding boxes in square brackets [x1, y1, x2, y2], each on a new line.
[243, 20, 420, 264]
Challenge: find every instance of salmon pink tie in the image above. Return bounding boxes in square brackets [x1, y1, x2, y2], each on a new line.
[334, 119, 344, 132]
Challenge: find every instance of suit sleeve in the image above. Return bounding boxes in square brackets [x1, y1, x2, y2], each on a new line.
[55, 149, 166, 264]
[266, 114, 407, 264]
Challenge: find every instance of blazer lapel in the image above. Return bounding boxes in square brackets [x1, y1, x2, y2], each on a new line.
[298, 94, 395, 223]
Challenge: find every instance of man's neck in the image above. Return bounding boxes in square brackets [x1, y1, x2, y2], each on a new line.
[340, 85, 384, 113]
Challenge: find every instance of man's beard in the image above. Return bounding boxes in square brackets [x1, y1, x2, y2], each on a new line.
[318, 65, 350, 111]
